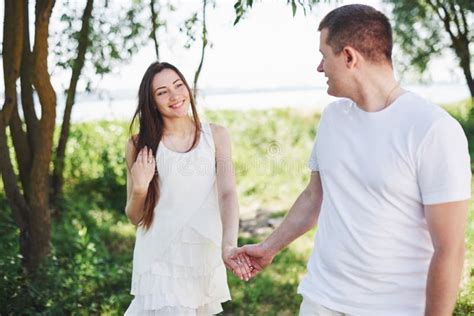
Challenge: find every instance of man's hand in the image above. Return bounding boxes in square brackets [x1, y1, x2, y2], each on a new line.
[233, 243, 276, 279]
[222, 245, 252, 281]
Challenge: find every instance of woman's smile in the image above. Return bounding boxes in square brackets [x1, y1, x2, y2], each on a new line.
[169, 100, 185, 109]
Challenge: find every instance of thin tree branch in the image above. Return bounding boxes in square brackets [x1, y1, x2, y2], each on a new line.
[458, 2, 469, 37]
[447, 0, 462, 37]
[150, 0, 160, 61]
[432, 0, 473, 98]
[20, 0, 40, 153]
[0, 113, 28, 231]
[193, 0, 208, 98]
[426, 0, 456, 42]
[53, 0, 94, 205]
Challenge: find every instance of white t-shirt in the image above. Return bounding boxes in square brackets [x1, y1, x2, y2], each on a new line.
[297, 92, 471, 316]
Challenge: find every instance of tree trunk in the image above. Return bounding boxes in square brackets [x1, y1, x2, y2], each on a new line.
[2, 0, 24, 124]
[455, 40, 474, 98]
[0, 0, 57, 275]
[21, 0, 57, 274]
[52, 0, 94, 211]
[427, 0, 474, 98]
[1, 0, 25, 219]
[0, 0, 38, 273]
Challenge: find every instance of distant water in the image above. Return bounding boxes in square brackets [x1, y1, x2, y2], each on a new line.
[60, 83, 470, 122]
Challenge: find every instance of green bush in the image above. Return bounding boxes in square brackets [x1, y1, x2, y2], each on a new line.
[0, 194, 133, 315]
[62, 121, 129, 212]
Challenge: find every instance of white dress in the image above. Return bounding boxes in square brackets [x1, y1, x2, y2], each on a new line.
[125, 123, 231, 315]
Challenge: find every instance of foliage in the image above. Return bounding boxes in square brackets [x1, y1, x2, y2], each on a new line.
[232, 0, 328, 24]
[388, 1, 445, 75]
[449, 99, 474, 170]
[447, 100, 474, 315]
[385, 0, 474, 96]
[205, 108, 319, 209]
[453, 196, 474, 315]
[51, 1, 149, 92]
[61, 121, 129, 212]
[0, 193, 134, 315]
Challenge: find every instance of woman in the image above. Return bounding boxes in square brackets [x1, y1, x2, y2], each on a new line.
[124, 62, 250, 315]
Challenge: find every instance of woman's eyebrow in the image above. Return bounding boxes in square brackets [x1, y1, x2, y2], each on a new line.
[154, 79, 182, 92]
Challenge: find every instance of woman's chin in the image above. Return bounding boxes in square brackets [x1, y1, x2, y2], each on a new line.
[176, 108, 190, 117]
[165, 109, 189, 119]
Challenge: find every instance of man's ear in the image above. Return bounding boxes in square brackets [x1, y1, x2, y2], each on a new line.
[342, 46, 358, 69]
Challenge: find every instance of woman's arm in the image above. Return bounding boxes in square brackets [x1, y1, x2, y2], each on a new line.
[211, 124, 251, 280]
[124, 138, 156, 225]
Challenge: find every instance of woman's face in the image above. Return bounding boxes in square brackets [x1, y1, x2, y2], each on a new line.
[151, 68, 191, 118]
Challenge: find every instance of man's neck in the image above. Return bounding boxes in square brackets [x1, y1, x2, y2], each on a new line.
[350, 67, 402, 112]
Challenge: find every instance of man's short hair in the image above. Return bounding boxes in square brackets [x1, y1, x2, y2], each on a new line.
[318, 4, 392, 64]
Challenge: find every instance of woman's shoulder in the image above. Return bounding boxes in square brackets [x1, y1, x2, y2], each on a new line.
[209, 123, 227, 135]
[208, 123, 230, 148]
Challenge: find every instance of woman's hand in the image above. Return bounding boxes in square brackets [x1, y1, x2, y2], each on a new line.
[130, 146, 156, 194]
[232, 243, 274, 278]
[222, 245, 253, 282]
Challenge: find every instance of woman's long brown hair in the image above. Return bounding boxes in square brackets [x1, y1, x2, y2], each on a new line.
[130, 62, 201, 230]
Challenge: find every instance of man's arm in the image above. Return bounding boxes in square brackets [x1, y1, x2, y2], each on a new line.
[424, 200, 469, 316]
[238, 171, 323, 273]
[262, 171, 323, 255]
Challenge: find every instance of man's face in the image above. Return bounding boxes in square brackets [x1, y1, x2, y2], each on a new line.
[317, 28, 347, 97]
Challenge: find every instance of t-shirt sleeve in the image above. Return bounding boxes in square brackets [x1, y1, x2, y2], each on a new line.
[417, 116, 472, 205]
[308, 110, 327, 171]
[308, 136, 319, 171]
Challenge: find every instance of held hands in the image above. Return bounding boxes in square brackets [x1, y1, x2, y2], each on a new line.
[222, 245, 254, 282]
[223, 243, 275, 281]
[238, 244, 274, 278]
[131, 146, 156, 194]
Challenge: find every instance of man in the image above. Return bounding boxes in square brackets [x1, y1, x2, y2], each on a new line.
[236, 4, 471, 316]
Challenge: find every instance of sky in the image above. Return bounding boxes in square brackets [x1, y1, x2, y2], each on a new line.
[0, 0, 469, 108]
[102, 0, 329, 91]
[78, 0, 464, 93]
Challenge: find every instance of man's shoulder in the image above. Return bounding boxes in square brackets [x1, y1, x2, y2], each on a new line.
[400, 92, 463, 144]
[322, 98, 352, 116]
[399, 91, 454, 127]
[400, 92, 447, 119]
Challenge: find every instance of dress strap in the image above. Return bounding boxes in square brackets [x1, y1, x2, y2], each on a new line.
[201, 121, 211, 134]
[200, 122, 215, 151]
